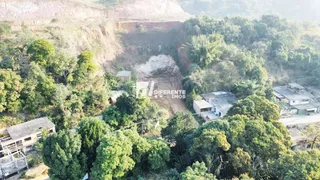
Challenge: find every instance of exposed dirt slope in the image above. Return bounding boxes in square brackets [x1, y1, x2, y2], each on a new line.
[0, 0, 190, 23]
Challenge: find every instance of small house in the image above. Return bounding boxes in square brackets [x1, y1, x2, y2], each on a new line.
[116, 71, 132, 81]
[201, 91, 238, 118]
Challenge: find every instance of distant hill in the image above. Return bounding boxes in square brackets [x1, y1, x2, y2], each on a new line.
[179, 0, 320, 21]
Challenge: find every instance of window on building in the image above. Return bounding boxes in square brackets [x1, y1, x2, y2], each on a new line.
[36, 133, 42, 138]
[49, 129, 54, 133]
[24, 137, 32, 142]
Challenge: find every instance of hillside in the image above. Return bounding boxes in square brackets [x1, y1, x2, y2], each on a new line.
[179, 0, 320, 21]
[0, 0, 190, 23]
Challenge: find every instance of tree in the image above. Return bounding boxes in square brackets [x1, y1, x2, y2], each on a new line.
[0, 23, 11, 40]
[0, 69, 23, 113]
[73, 50, 97, 84]
[269, 150, 320, 180]
[78, 118, 110, 172]
[42, 130, 86, 180]
[180, 161, 216, 180]
[190, 127, 231, 173]
[91, 131, 135, 179]
[115, 94, 140, 115]
[27, 39, 55, 66]
[228, 148, 251, 175]
[147, 139, 170, 171]
[302, 123, 320, 149]
[102, 106, 134, 129]
[188, 34, 224, 67]
[162, 112, 198, 142]
[227, 95, 280, 122]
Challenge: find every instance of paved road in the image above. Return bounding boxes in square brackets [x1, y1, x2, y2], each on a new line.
[280, 114, 320, 126]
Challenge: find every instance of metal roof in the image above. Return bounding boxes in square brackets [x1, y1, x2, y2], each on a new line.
[7, 117, 55, 140]
[201, 92, 237, 115]
[194, 100, 213, 109]
[116, 71, 131, 77]
[274, 86, 311, 101]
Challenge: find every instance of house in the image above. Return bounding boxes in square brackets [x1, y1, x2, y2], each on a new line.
[109, 90, 128, 104]
[116, 71, 132, 81]
[274, 83, 320, 115]
[274, 85, 312, 106]
[0, 117, 55, 153]
[193, 100, 215, 120]
[201, 91, 238, 118]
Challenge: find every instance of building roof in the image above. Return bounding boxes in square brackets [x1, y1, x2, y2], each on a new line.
[288, 83, 305, 90]
[274, 86, 311, 101]
[201, 92, 237, 115]
[194, 100, 213, 109]
[306, 86, 320, 97]
[6, 117, 55, 140]
[116, 71, 131, 77]
[292, 102, 320, 110]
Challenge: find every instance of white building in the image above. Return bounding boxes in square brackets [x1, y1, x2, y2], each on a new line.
[201, 91, 238, 118]
[0, 117, 55, 154]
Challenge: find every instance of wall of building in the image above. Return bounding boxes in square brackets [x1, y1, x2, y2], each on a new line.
[193, 103, 201, 114]
[289, 100, 310, 106]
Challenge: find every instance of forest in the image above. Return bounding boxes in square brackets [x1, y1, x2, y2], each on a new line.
[2, 14, 320, 179]
[182, 15, 320, 108]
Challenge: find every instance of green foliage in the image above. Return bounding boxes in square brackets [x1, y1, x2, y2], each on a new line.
[0, 23, 11, 38]
[27, 39, 55, 66]
[104, 72, 120, 89]
[162, 112, 199, 142]
[102, 105, 134, 129]
[91, 131, 135, 179]
[104, 95, 167, 135]
[42, 130, 86, 180]
[147, 139, 170, 171]
[0, 69, 23, 113]
[227, 95, 280, 121]
[180, 161, 216, 180]
[78, 118, 110, 172]
[269, 150, 320, 180]
[188, 34, 224, 68]
[73, 50, 97, 84]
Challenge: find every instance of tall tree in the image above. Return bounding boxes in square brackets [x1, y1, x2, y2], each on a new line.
[78, 118, 110, 173]
[162, 112, 199, 142]
[227, 95, 280, 122]
[42, 130, 86, 180]
[0, 69, 23, 113]
[269, 150, 320, 180]
[27, 39, 55, 66]
[91, 131, 135, 179]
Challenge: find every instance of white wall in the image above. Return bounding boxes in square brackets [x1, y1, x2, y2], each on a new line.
[193, 102, 201, 114]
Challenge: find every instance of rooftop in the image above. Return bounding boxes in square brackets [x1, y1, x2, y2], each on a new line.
[116, 71, 131, 77]
[274, 86, 312, 101]
[288, 83, 305, 90]
[194, 100, 213, 109]
[6, 117, 55, 140]
[201, 92, 237, 115]
[292, 102, 320, 110]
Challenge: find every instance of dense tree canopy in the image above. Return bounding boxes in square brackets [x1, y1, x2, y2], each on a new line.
[42, 130, 86, 180]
